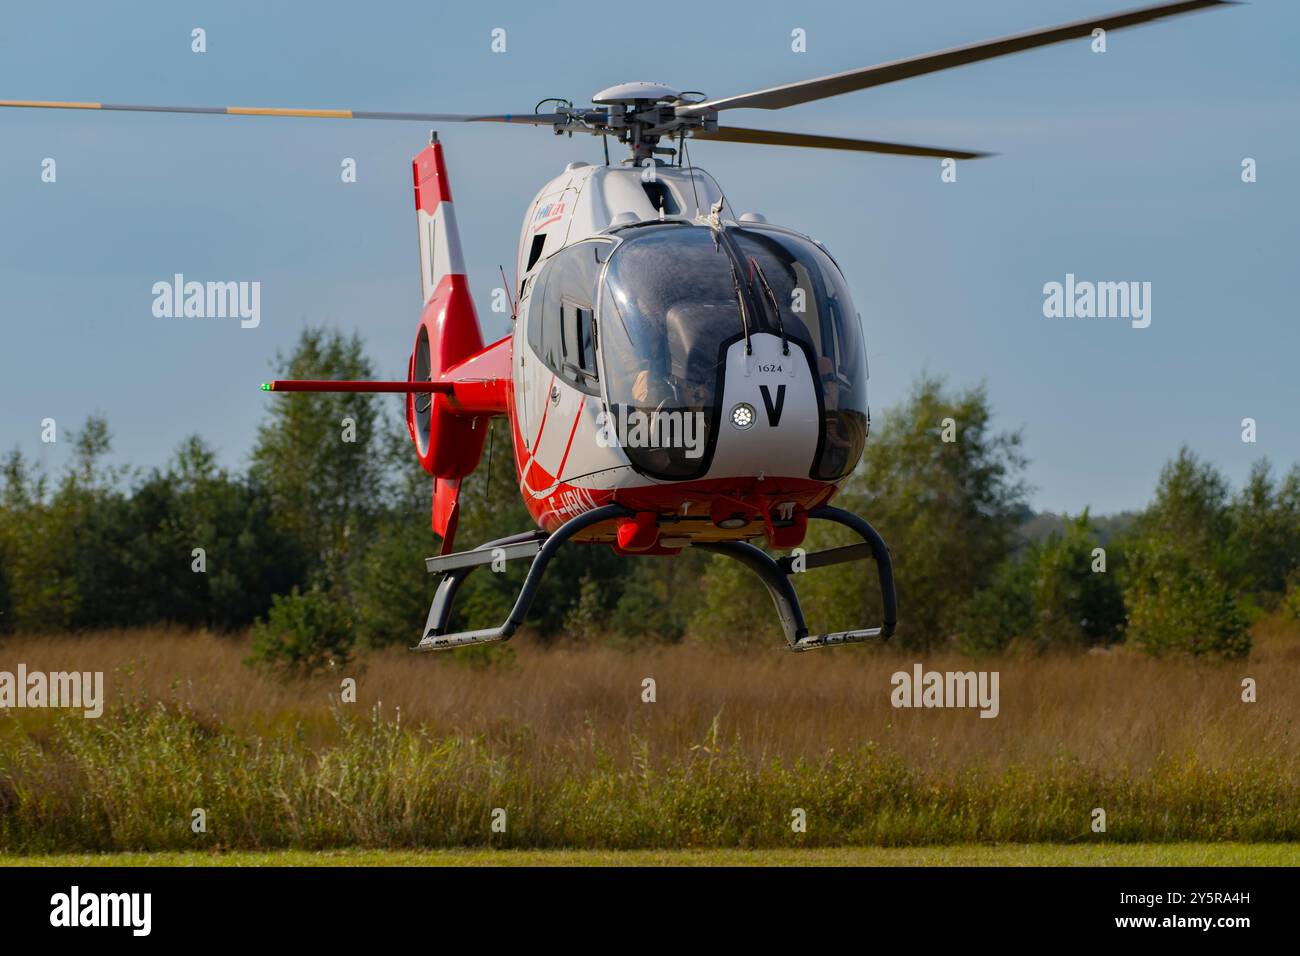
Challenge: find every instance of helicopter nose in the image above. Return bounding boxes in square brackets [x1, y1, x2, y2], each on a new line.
[707, 333, 820, 479]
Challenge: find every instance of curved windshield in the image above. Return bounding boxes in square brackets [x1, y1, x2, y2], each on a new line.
[728, 226, 869, 480]
[598, 224, 741, 479]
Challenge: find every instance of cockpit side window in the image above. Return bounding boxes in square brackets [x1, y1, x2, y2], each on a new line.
[527, 240, 609, 396]
[561, 301, 597, 381]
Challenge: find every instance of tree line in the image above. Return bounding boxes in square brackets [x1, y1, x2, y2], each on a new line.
[1, 327, 1296, 666]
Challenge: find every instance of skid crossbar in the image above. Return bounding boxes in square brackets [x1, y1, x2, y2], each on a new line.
[413, 504, 633, 651]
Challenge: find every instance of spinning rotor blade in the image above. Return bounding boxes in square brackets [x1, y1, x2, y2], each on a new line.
[0, 99, 566, 125]
[677, 0, 1233, 116]
[692, 126, 989, 159]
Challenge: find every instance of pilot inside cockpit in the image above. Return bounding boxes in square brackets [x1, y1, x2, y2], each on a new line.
[627, 293, 673, 408]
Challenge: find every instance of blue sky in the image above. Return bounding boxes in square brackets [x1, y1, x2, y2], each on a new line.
[0, 0, 1295, 515]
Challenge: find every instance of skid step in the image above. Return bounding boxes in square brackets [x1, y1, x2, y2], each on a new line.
[424, 538, 543, 574]
[414, 626, 507, 652]
[788, 627, 887, 652]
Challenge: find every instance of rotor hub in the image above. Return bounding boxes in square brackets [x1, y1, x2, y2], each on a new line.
[592, 81, 682, 105]
[571, 83, 714, 165]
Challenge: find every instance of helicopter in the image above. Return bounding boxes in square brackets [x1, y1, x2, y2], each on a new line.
[2, 0, 1232, 651]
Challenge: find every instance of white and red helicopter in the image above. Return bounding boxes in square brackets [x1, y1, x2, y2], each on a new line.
[3, 0, 1230, 651]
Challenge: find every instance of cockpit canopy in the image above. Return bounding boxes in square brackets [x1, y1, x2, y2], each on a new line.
[527, 221, 869, 481]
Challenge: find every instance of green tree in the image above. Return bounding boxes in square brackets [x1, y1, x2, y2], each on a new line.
[0, 417, 125, 632]
[1029, 511, 1127, 649]
[1281, 580, 1300, 621]
[956, 512, 1126, 654]
[1124, 544, 1250, 659]
[952, 555, 1035, 655]
[1226, 460, 1300, 606]
[121, 436, 305, 630]
[1130, 447, 1233, 563]
[346, 398, 435, 647]
[1119, 449, 1250, 658]
[250, 327, 388, 592]
[609, 552, 710, 645]
[247, 586, 355, 673]
[687, 554, 772, 647]
[831, 376, 1028, 648]
[0, 450, 35, 631]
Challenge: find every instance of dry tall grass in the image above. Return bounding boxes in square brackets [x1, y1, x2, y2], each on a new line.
[1, 622, 1297, 850]
[4, 624, 1297, 769]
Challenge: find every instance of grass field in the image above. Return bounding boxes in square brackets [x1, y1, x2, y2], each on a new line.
[2, 622, 1299, 853]
[4, 844, 1297, 867]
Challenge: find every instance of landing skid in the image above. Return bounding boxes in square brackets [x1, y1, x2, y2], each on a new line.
[696, 506, 897, 650]
[412, 504, 633, 651]
[411, 503, 896, 652]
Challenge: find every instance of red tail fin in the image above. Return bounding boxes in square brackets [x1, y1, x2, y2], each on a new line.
[408, 135, 510, 552]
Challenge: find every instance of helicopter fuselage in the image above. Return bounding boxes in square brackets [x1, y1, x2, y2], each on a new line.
[500, 161, 870, 553]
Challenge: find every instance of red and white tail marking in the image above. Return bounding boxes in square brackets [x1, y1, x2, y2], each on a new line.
[413, 136, 467, 303]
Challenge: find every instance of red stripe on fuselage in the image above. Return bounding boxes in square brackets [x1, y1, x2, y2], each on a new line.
[555, 404, 583, 479]
[522, 374, 556, 493]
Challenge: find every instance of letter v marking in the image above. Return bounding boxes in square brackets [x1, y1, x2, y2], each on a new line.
[759, 384, 786, 427]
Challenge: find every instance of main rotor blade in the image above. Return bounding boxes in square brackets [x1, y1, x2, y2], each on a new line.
[678, 0, 1234, 116]
[0, 99, 566, 125]
[692, 126, 989, 159]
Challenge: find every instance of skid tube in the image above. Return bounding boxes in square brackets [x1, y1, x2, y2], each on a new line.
[412, 503, 633, 651]
[700, 505, 897, 651]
